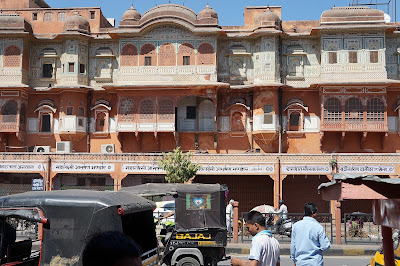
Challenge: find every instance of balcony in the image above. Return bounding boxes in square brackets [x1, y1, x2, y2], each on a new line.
[0, 115, 21, 133]
[321, 120, 387, 133]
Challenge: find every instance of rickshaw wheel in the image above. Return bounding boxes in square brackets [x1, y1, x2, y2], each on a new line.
[176, 257, 200, 266]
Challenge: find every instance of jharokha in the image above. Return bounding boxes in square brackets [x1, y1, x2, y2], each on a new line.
[0, 0, 399, 215]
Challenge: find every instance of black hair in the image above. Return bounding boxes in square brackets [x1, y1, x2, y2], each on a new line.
[245, 211, 266, 227]
[304, 202, 318, 217]
[82, 231, 142, 266]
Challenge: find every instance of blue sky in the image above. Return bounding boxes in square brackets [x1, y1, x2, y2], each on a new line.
[45, 0, 399, 26]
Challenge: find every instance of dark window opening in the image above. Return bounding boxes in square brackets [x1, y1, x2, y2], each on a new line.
[79, 64, 85, 74]
[41, 114, 51, 132]
[328, 52, 337, 64]
[78, 107, 84, 116]
[66, 107, 73, 115]
[349, 51, 357, 63]
[78, 118, 84, 127]
[99, 119, 105, 127]
[144, 57, 152, 66]
[289, 113, 300, 127]
[370, 51, 379, 63]
[186, 106, 196, 120]
[183, 56, 190, 66]
[68, 63, 75, 73]
[33, 13, 38, 21]
[42, 63, 53, 78]
[90, 11, 95, 19]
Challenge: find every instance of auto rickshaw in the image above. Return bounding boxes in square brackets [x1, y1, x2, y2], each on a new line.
[370, 230, 400, 266]
[0, 189, 159, 266]
[122, 183, 227, 266]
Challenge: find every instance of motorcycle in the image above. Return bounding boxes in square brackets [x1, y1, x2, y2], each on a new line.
[266, 214, 293, 237]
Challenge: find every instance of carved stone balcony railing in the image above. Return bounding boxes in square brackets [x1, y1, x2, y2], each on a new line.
[0, 115, 20, 133]
[321, 120, 387, 132]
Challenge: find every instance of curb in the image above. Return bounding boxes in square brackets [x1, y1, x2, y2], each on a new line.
[226, 246, 378, 256]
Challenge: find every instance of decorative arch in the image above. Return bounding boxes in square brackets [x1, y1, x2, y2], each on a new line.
[140, 43, 156, 66]
[197, 43, 215, 65]
[35, 99, 57, 133]
[91, 100, 111, 133]
[178, 43, 195, 65]
[367, 97, 384, 122]
[4, 45, 21, 67]
[2, 101, 18, 123]
[121, 44, 138, 66]
[345, 97, 363, 122]
[159, 43, 176, 66]
[324, 97, 342, 122]
[139, 98, 155, 120]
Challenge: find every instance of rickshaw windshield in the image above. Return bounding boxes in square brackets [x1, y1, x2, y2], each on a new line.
[122, 183, 227, 230]
[175, 188, 226, 230]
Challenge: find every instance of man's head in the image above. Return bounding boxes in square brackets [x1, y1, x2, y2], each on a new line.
[245, 210, 266, 236]
[229, 199, 234, 205]
[82, 231, 142, 266]
[279, 200, 284, 206]
[304, 202, 318, 218]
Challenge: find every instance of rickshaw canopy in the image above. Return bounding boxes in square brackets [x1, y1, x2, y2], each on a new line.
[122, 183, 227, 230]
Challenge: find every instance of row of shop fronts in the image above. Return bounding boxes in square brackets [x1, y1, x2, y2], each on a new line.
[1, 153, 395, 215]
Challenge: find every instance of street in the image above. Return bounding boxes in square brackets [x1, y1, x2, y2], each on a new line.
[219, 255, 371, 266]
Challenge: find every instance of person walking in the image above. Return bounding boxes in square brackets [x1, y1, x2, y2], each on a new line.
[290, 202, 331, 266]
[226, 199, 234, 235]
[231, 211, 280, 266]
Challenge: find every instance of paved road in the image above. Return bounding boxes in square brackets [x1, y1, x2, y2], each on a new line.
[219, 255, 371, 266]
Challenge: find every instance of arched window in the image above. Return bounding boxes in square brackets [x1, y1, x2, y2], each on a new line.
[159, 43, 176, 66]
[197, 43, 215, 65]
[158, 99, 174, 120]
[43, 12, 53, 22]
[324, 98, 342, 122]
[140, 44, 156, 66]
[288, 111, 301, 131]
[178, 43, 195, 66]
[345, 98, 363, 122]
[4, 45, 21, 67]
[231, 111, 245, 131]
[2, 101, 18, 123]
[96, 112, 107, 132]
[367, 98, 384, 122]
[139, 99, 154, 120]
[120, 98, 135, 122]
[121, 44, 138, 66]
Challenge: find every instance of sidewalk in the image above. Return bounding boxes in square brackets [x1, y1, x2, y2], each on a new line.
[226, 242, 379, 256]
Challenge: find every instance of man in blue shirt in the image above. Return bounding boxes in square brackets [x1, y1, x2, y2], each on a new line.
[231, 211, 280, 266]
[290, 203, 331, 266]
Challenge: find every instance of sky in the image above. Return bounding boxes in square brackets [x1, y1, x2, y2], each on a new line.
[45, 0, 399, 26]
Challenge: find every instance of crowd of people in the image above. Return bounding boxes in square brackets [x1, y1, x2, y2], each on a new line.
[229, 201, 331, 266]
[82, 201, 329, 266]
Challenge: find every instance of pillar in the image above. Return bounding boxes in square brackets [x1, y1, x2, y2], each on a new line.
[233, 201, 239, 243]
[335, 201, 342, 245]
[382, 226, 395, 266]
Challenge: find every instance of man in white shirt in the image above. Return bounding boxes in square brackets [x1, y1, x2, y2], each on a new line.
[226, 199, 234, 235]
[231, 211, 280, 266]
[275, 200, 288, 228]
